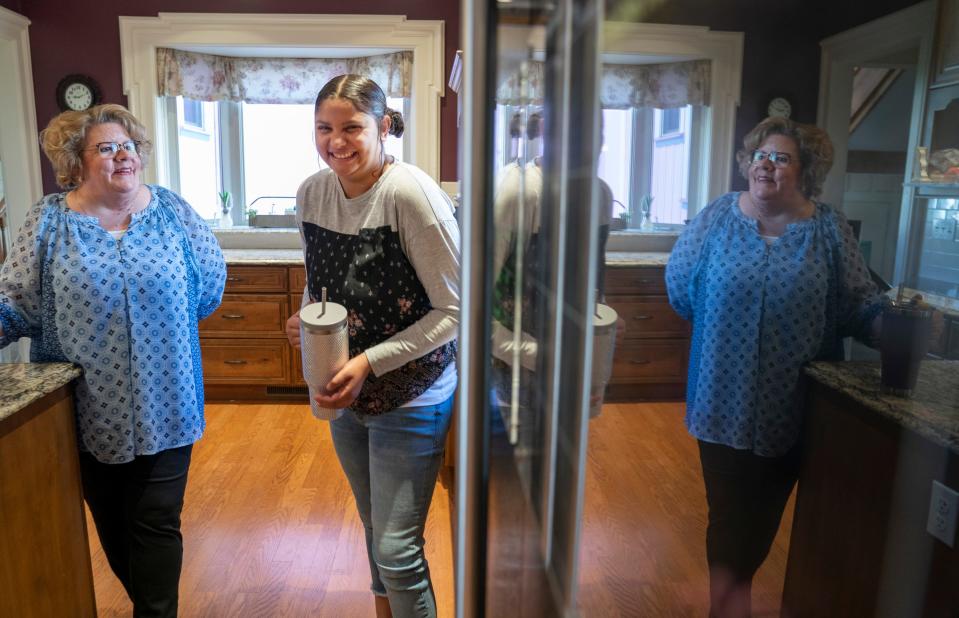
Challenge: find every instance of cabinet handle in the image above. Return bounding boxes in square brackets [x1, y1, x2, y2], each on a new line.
[632, 315, 652, 321]
[638, 279, 653, 284]
[223, 359, 248, 365]
[221, 314, 245, 320]
[226, 276, 243, 282]
[630, 359, 651, 365]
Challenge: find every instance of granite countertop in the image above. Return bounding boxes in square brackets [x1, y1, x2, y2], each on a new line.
[222, 248, 672, 267]
[805, 361, 959, 453]
[605, 251, 671, 267]
[0, 363, 82, 424]
[222, 249, 304, 264]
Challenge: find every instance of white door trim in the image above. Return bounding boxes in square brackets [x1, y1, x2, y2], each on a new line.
[817, 1, 935, 210]
[0, 6, 43, 235]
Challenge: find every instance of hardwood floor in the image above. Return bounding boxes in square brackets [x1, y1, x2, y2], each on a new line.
[87, 401, 791, 617]
[86, 404, 454, 618]
[577, 402, 794, 617]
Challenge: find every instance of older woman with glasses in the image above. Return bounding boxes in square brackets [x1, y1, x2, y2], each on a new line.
[0, 103, 225, 617]
[666, 117, 882, 618]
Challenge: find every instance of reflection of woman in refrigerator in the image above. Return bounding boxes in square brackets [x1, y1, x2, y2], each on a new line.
[490, 111, 617, 415]
[284, 74, 459, 618]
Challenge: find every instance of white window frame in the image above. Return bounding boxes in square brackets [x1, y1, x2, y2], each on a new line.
[119, 13, 445, 186]
[600, 22, 743, 214]
[656, 107, 682, 139]
[177, 97, 208, 134]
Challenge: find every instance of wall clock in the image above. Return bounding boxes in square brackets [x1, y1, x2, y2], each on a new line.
[767, 96, 792, 119]
[56, 74, 102, 112]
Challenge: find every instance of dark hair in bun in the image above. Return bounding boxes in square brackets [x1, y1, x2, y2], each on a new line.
[315, 74, 405, 137]
[385, 108, 405, 137]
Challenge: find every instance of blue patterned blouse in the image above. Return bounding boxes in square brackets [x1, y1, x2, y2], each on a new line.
[0, 186, 226, 463]
[666, 192, 882, 457]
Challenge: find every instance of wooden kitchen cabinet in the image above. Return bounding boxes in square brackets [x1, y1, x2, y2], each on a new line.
[203, 263, 688, 402]
[603, 265, 690, 401]
[201, 264, 308, 401]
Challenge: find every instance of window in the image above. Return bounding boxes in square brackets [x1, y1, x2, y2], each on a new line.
[180, 98, 205, 131]
[174, 98, 220, 218]
[659, 107, 681, 137]
[598, 105, 694, 227]
[171, 96, 408, 221]
[120, 13, 446, 228]
[598, 22, 744, 228]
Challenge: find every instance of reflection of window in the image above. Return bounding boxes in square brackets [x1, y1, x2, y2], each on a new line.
[659, 108, 681, 136]
[171, 96, 407, 221]
[181, 98, 205, 131]
[598, 105, 695, 226]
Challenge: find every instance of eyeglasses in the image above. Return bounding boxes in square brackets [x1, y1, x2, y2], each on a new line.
[85, 140, 142, 158]
[750, 149, 793, 167]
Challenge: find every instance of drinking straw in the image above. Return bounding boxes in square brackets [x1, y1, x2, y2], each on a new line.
[321, 287, 327, 316]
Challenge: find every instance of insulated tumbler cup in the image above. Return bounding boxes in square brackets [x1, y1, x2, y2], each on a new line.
[880, 300, 932, 397]
[590, 303, 619, 418]
[299, 290, 349, 420]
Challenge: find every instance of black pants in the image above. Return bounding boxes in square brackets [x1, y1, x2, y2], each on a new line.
[79, 444, 193, 618]
[698, 440, 801, 583]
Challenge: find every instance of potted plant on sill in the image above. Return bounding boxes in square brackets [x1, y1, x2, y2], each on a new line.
[218, 190, 232, 228]
[246, 207, 257, 227]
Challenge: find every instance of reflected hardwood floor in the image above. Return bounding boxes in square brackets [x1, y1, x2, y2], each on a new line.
[86, 403, 453, 618]
[577, 401, 794, 617]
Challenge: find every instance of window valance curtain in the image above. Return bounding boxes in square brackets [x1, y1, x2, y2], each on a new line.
[156, 48, 413, 104]
[497, 58, 710, 109]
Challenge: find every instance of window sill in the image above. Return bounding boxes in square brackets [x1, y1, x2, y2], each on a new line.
[607, 230, 680, 253]
[213, 227, 681, 253]
[213, 227, 300, 249]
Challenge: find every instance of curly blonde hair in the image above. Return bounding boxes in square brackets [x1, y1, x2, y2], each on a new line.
[39, 103, 153, 190]
[736, 117, 833, 199]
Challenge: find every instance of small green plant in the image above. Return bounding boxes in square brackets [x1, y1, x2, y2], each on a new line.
[245, 207, 257, 226]
[639, 194, 654, 215]
[218, 190, 232, 214]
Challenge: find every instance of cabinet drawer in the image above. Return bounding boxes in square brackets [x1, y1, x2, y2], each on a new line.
[200, 294, 289, 335]
[289, 266, 307, 292]
[606, 296, 688, 339]
[611, 339, 687, 382]
[224, 266, 288, 293]
[201, 339, 291, 383]
[605, 267, 667, 295]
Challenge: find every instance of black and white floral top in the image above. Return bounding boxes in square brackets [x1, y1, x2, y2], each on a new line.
[295, 162, 459, 415]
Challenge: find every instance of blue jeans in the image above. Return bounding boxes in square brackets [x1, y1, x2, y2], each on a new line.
[330, 395, 453, 618]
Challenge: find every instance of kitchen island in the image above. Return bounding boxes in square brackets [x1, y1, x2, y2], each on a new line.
[782, 360, 959, 617]
[0, 363, 95, 617]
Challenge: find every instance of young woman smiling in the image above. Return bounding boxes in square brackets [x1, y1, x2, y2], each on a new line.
[286, 74, 459, 618]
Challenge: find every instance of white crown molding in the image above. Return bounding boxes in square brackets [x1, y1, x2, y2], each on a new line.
[119, 13, 445, 184]
[0, 5, 43, 235]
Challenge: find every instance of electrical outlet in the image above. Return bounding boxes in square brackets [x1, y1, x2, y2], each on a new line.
[927, 480, 958, 547]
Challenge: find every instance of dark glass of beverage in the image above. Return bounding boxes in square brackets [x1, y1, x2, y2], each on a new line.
[880, 302, 932, 397]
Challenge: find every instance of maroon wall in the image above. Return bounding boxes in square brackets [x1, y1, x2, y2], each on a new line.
[17, 1, 460, 192]
[0, 0, 23, 13]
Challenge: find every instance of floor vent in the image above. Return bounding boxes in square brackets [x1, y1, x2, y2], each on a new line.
[266, 386, 310, 397]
